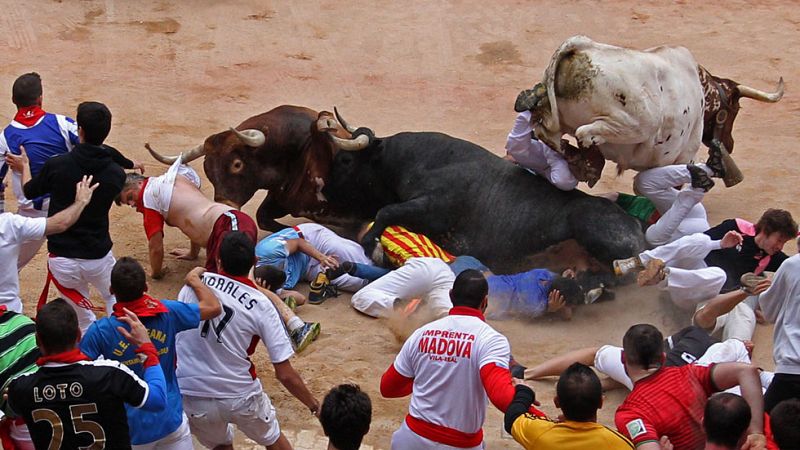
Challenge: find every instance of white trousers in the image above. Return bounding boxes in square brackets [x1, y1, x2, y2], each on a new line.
[47, 251, 116, 333]
[595, 339, 761, 392]
[634, 165, 709, 246]
[695, 299, 757, 342]
[16, 205, 47, 270]
[299, 223, 372, 292]
[132, 415, 193, 450]
[351, 257, 455, 318]
[391, 421, 484, 450]
[640, 233, 726, 309]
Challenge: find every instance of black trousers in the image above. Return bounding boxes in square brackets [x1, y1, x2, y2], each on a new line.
[764, 372, 800, 413]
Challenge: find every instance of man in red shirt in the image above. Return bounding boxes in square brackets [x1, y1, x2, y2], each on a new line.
[615, 324, 766, 450]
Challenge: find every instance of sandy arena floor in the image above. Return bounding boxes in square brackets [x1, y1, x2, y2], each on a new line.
[4, 1, 799, 448]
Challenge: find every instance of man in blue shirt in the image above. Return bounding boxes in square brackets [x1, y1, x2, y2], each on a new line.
[0, 73, 143, 269]
[80, 257, 221, 449]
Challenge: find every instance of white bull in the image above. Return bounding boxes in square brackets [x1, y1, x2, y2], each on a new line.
[515, 35, 784, 187]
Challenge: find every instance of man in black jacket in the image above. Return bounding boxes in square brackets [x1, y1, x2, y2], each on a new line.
[19, 101, 128, 332]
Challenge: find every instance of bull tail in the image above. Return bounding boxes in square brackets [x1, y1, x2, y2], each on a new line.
[543, 35, 597, 134]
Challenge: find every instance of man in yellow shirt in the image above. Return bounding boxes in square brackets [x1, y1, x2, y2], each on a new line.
[504, 363, 633, 449]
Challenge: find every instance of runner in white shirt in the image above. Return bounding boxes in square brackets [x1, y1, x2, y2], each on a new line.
[0, 174, 96, 312]
[176, 231, 319, 450]
[380, 269, 545, 449]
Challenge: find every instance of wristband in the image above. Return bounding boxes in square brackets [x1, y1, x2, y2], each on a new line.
[135, 342, 160, 368]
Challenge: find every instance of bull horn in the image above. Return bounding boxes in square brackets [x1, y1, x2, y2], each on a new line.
[514, 82, 547, 112]
[229, 127, 266, 147]
[737, 77, 784, 103]
[145, 142, 206, 165]
[333, 106, 356, 133]
[328, 133, 370, 151]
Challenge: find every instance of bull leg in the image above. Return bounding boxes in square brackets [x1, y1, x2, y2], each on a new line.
[361, 197, 437, 257]
[256, 195, 290, 232]
[574, 116, 650, 149]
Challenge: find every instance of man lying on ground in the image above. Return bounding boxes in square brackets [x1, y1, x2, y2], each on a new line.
[614, 208, 796, 342]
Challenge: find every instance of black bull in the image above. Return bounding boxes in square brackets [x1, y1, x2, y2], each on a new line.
[322, 127, 645, 274]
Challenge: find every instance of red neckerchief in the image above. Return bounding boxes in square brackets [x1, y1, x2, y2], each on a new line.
[36, 348, 90, 366]
[112, 294, 168, 318]
[449, 306, 486, 322]
[14, 105, 46, 127]
[218, 270, 258, 289]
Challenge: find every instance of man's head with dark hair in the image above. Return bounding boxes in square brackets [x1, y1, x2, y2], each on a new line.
[12, 72, 42, 107]
[253, 264, 287, 291]
[703, 393, 751, 449]
[36, 298, 80, 355]
[115, 173, 146, 206]
[550, 276, 583, 306]
[622, 324, 665, 371]
[770, 398, 800, 450]
[555, 363, 603, 422]
[218, 231, 255, 276]
[450, 269, 488, 309]
[755, 209, 797, 255]
[320, 384, 372, 450]
[110, 257, 147, 302]
[76, 101, 112, 145]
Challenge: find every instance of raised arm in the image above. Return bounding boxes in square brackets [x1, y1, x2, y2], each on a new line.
[710, 363, 765, 446]
[184, 267, 221, 320]
[115, 308, 167, 412]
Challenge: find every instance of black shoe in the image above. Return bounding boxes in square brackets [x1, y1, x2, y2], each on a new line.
[706, 139, 727, 178]
[308, 272, 339, 305]
[687, 164, 715, 192]
[325, 261, 355, 280]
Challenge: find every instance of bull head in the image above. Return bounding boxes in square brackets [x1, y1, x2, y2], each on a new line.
[322, 107, 372, 152]
[699, 67, 784, 154]
[146, 126, 269, 208]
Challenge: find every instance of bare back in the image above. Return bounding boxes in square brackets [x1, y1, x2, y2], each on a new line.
[164, 177, 234, 246]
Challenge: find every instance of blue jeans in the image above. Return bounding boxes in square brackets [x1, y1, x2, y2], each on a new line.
[351, 263, 392, 281]
[448, 256, 490, 276]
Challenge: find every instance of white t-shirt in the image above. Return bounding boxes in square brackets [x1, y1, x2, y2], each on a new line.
[759, 254, 800, 375]
[0, 213, 46, 312]
[393, 312, 510, 434]
[176, 272, 295, 398]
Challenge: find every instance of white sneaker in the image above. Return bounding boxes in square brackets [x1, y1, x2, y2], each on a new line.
[613, 256, 644, 276]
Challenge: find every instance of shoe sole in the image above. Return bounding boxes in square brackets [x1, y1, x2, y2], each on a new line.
[294, 324, 321, 353]
[740, 272, 767, 295]
[637, 260, 666, 287]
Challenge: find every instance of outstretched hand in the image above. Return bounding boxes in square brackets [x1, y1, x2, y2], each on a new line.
[115, 308, 151, 347]
[721, 230, 744, 249]
[74, 175, 99, 206]
[547, 289, 566, 313]
[4, 145, 29, 173]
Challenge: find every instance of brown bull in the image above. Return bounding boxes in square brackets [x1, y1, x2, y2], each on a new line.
[146, 105, 364, 231]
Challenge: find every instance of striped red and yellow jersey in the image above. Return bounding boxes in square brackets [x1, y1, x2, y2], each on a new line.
[379, 225, 455, 267]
